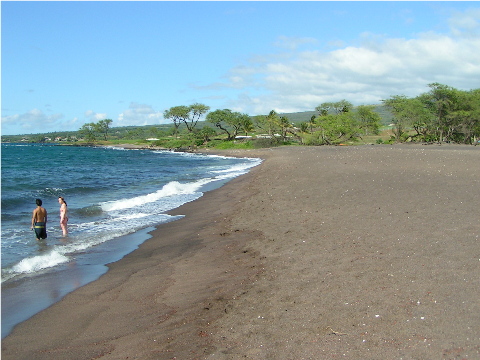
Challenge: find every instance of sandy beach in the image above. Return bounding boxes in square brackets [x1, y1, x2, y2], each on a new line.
[2, 144, 479, 360]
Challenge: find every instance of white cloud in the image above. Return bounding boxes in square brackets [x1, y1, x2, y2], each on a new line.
[117, 102, 166, 127]
[448, 8, 480, 37]
[85, 110, 108, 121]
[209, 9, 480, 116]
[1, 109, 64, 134]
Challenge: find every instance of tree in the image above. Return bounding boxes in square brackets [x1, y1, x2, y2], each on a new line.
[96, 119, 113, 141]
[355, 105, 381, 136]
[79, 123, 97, 142]
[164, 103, 210, 134]
[255, 110, 282, 137]
[382, 95, 412, 141]
[187, 103, 210, 132]
[447, 89, 480, 144]
[163, 105, 189, 138]
[315, 112, 360, 144]
[383, 95, 438, 142]
[123, 128, 143, 140]
[241, 115, 255, 135]
[32, 134, 47, 143]
[299, 122, 309, 133]
[418, 83, 459, 142]
[206, 109, 253, 141]
[309, 115, 316, 132]
[407, 98, 435, 141]
[279, 116, 292, 141]
[199, 126, 217, 143]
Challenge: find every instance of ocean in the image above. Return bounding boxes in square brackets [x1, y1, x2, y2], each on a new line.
[1, 143, 261, 338]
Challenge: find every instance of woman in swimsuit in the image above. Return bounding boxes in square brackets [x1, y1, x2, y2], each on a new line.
[58, 196, 68, 236]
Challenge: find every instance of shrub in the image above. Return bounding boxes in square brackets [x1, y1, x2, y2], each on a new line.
[162, 139, 192, 149]
[301, 133, 324, 146]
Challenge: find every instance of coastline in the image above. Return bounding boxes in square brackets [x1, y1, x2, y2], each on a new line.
[2, 144, 479, 359]
[1, 145, 262, 339]
[1, 227, 157, 339]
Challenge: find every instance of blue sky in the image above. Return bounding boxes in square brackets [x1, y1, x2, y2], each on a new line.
[2, 1, 480, 135]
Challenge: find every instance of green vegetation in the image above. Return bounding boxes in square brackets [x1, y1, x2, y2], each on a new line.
[163, 103, 210, 136]
[3, 83, 479, 148]
[382, 83, 480, 144]
[79, 119, 113, 142]
[206, 109, 253, 141]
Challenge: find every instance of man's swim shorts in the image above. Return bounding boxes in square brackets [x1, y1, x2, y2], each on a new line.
[34, 222, 47, 239]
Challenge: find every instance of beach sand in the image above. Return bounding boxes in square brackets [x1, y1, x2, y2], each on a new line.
[2, 144, 479, 360]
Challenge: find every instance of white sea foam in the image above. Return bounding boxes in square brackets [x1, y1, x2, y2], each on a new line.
[100, 180, 209, 212]
[11, 251, 69, 274]
[211, 161, 259, 176]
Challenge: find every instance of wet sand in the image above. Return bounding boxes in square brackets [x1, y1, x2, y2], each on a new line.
[2, 144, 479, 360]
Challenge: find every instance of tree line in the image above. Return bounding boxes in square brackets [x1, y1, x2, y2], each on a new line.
[158, 83, 479, 146]
[160, 101, 382, 146]
[382, 83, 480, 144]
[3, 82, 477, 146]
[79, 119, 113, 142]
[18, 82, 472, 147]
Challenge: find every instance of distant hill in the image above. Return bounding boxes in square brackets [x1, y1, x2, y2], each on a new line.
[280, 104, 393, 126]
[279, 110, 318, 123]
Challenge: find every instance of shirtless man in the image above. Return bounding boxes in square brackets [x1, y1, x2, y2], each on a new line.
[58, 196, 68, 236]
[31, 198, 48, 240]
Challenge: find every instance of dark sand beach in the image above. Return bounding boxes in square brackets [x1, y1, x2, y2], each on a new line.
[2, 144, 479, 360]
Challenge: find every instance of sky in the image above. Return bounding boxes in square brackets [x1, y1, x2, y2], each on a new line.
[1, 1, 480, 135]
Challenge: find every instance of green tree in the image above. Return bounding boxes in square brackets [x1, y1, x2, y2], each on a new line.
[315, 112, 360, 144]
[164, 103, 210, 134]
[382, 95, 412, 141]
[124, 128, 142, 140]
[355, 105, 381, 135]
[299, 122, 309, 133]
[187, 103, 210, 132]
[96, 119, 113, 141]
[418, 83, 459, 142]
[255, 110, 281, 137]
[447, 89, 480, 144]
[279, 116, 292, 141]
[408, 98, 435, 141]
[309, 115, 316, 132]
[163, 105, 189, 138]
[79, 123, 97, 142]
[241, 115, 255, 135]
[206, 109, 253, 141]
[199, 126, 217, 143]
[383, 95, 435, 142]
[32, 134, 47, 143]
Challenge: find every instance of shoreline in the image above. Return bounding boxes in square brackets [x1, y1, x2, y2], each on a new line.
[2, 144, 479, 359]
[1, 227, 156, 339]
[1, 147, 265, 339]
[2, 147, 272, 359]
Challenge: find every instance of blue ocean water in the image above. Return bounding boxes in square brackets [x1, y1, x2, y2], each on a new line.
[1, 143, 261, 337]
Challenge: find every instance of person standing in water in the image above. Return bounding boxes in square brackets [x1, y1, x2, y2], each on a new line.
[31, 198, 48, 240]
[58, 196, 68, 236]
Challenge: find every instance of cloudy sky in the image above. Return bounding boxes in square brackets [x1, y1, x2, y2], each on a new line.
[2, 1, 479, 135]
